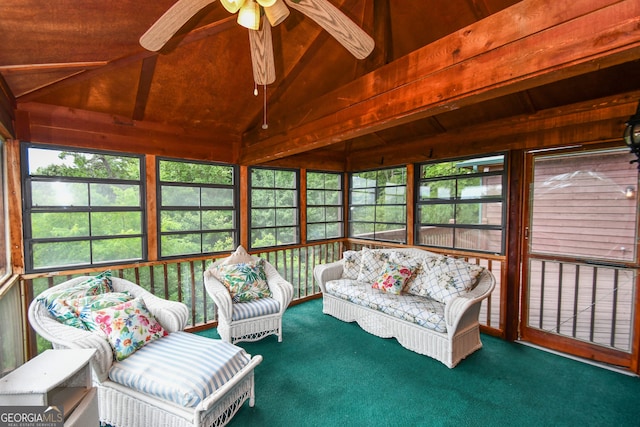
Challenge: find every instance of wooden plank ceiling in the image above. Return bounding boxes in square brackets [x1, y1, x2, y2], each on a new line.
[1, 0, 640, 170]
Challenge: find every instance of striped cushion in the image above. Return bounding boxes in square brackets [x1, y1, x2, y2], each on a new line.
[232, 297, 280, 321]
[108, 331, 250, 407]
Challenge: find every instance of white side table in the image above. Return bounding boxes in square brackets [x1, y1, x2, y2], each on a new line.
[0, 349, 99, 426]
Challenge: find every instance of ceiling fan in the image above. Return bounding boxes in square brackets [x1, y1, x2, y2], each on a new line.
[139, 0, 375, 86]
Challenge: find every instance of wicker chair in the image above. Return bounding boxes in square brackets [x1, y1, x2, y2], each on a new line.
[204, 256, 294, 344]
[28, 276, 262, 427]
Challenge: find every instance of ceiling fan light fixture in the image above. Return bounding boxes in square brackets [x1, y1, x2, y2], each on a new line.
[237, 0, 261, 30]
[264, 0, 290, 26]
[256, 0, 277, 7]
[220, 0, 246, 14]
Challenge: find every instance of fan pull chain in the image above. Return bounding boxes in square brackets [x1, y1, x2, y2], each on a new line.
[253, 82, 258, 96]
[262, 84, 268, 130]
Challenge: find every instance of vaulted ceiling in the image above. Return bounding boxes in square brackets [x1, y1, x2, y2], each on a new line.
[1, 0, 640, 170]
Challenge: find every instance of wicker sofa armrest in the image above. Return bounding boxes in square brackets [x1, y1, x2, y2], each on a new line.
[444, 269, 496, 338]
[203, 268, 233, 321]
[313, 260, 344, 294]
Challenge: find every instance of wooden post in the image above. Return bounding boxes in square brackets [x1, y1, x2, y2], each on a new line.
[146, 154, 158, 261]
[239, 165, 249, 249]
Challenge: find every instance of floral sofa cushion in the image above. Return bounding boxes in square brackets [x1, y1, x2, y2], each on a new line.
[325, 279, 447, 333]
[357, 247, 390, 283]
[407, 256, 484, 304]
[341, 250, 362, 280]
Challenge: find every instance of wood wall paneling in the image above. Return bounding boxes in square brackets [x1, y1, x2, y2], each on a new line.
[15, 102, 238, 163]
[0, 74, 15, 138]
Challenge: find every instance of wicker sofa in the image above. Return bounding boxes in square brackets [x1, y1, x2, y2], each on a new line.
[314, 247, 495, 368]
[29, 275, 262, 427]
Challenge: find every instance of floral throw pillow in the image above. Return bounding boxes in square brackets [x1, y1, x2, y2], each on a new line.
[69, 292, 134, 332]
[90, 297, 167, 361]
[213, 258, 272, 303]
[38, 271, 114, 329]
[372, 261, 416, 295]
[341, 250, 362, 280]
[357, 248, 390, 284]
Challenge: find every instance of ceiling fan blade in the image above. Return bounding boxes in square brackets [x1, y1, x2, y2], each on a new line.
[248, 17, 276, 85]
[284, 0, 374, 60]
[140, 0, 218, 51]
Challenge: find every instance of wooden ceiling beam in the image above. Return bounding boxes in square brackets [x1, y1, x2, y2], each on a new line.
[347, 91, 640, 170]
[132, 56, 158, 121]
[240, 0, 640, 164]
[465, 0, 492, 20]
[357, 0, 392, 74]
[0, 62, 107, 73]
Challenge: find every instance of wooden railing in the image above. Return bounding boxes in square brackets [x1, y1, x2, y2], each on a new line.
[22, 241, 344, 356]
[256, 242, 344, 300]
[20, 238, 505, 356]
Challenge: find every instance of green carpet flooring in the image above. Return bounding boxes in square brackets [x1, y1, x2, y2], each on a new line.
[197, 299, 640, 427]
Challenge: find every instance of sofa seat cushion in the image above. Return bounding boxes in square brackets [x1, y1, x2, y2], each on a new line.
[109, 331, 250, 408]
[232, 297, 280, 321]
[324, 279, 447, 333]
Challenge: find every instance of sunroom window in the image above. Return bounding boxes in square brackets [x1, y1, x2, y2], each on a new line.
[158, 158, 237, 257]
[306, 171, 343, 241]
[249, 167, 299, 249]
[349, 167, 407, 243]
[22, 144, 145, 272]
[416, 154, 506, 254]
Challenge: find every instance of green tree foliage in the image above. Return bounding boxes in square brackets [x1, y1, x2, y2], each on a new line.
[250, 168, 299, 248]
[158, 160, 236, 257]
[159, 160, 233, 185]
[307, 171, 343, 240]
[26, 149, 241, 269]
[350, 167, 407, 239]
[419, 156, 504, 226]
[32, 149, 140, 180]
[27, 148, 144, 270]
